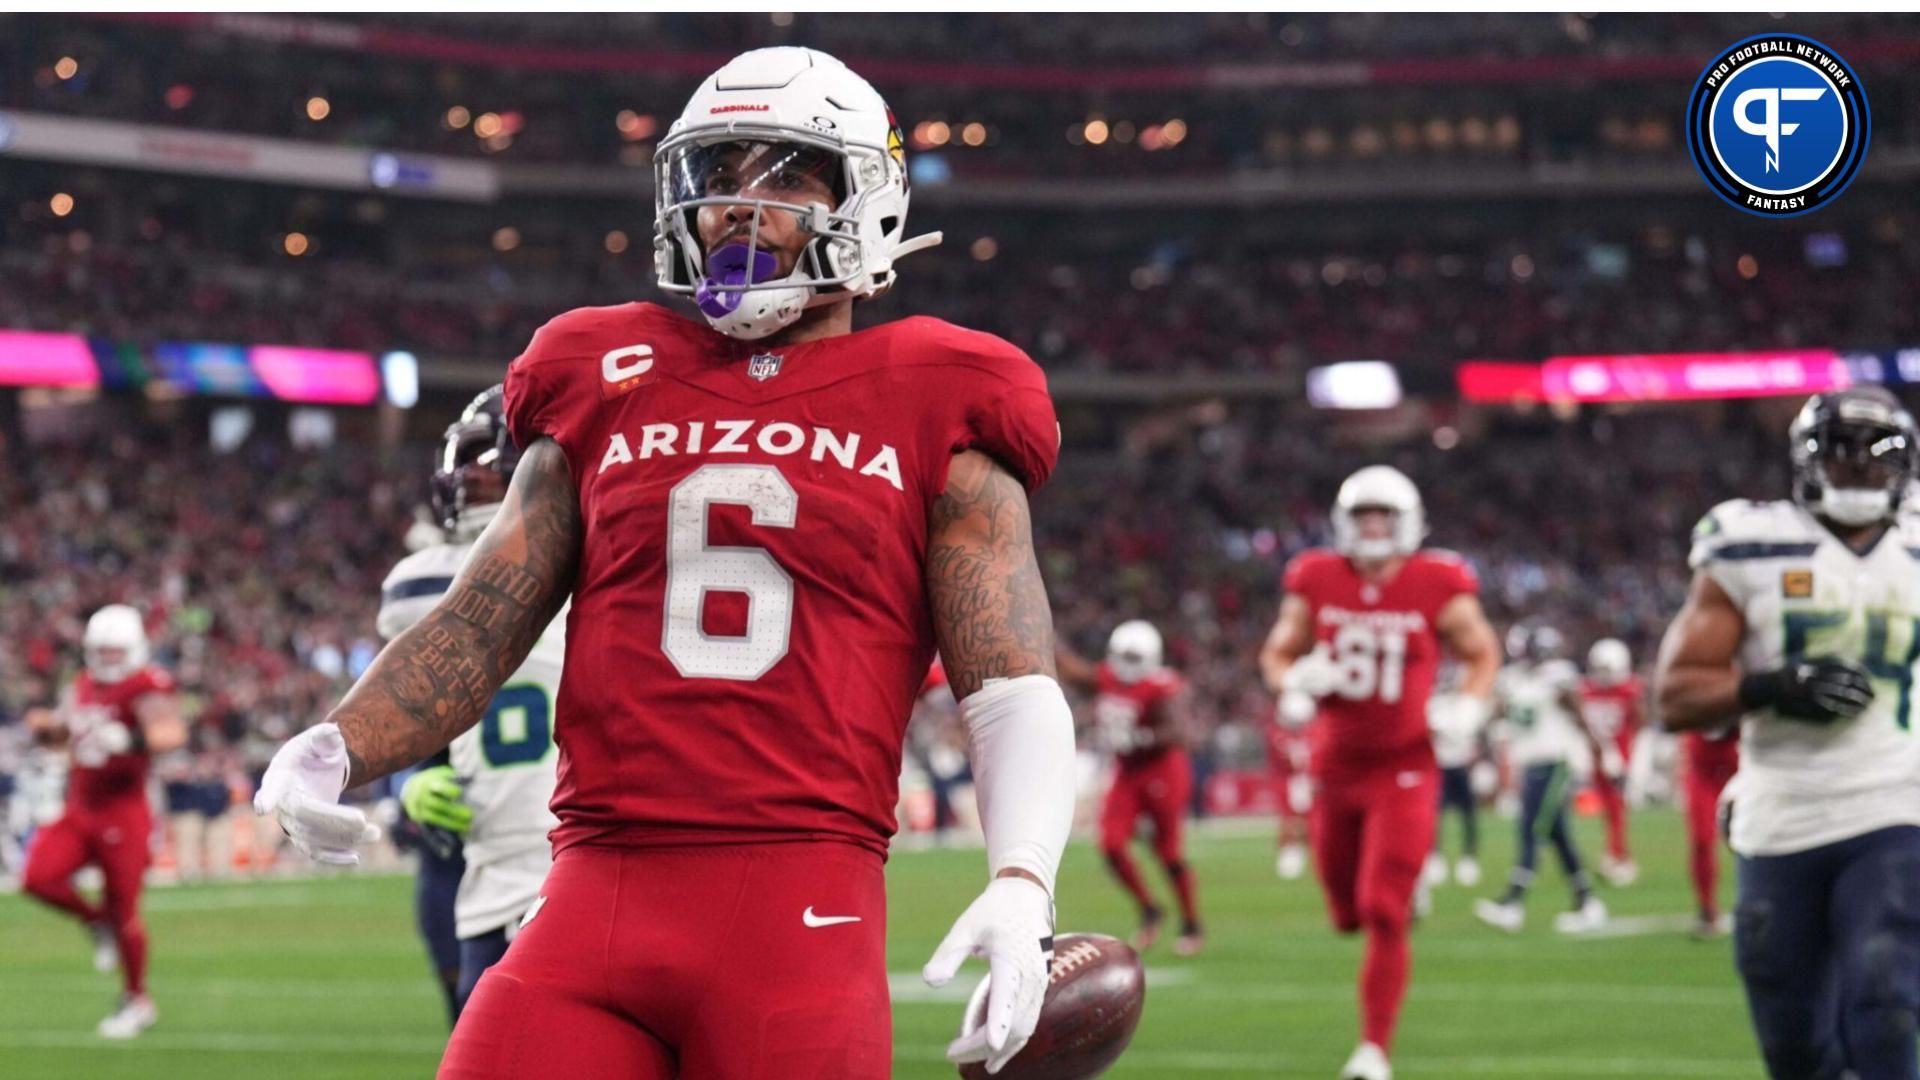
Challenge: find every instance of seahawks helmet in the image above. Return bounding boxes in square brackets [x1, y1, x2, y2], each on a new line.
[430, 386, 519, 538]
[1505, 623, 1565, 665]
[1790, 387, 1920, 528]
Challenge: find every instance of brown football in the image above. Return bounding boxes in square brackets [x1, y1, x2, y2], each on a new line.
[957, 932, 1146, 1080]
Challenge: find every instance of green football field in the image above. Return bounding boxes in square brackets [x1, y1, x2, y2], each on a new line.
[0, 808, 1758, 1079]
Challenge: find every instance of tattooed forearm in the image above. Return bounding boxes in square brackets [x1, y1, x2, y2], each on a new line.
[336, 438, 581, 786]
[927, 449, 1057, 700]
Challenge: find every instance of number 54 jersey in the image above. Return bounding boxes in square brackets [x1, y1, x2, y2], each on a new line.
[1283, 548, 1480, 777]
[504, 302, 1058, 856]
[1691, 498, 1920, 856]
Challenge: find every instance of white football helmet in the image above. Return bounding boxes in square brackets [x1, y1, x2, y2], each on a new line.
[1106, 620, 1164, 685]
[84, 604, 149, 684]
[1587, 638, 1632, 687]
[1332, 465, 1426, 562]
[653, 47, 942, 341]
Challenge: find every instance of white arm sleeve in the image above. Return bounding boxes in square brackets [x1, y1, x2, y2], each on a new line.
[961, 674, 1077, 898]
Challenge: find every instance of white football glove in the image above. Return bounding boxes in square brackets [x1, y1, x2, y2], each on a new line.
[1282, 646, 1339, 700]
[1276, 689, 1318, 729]
[922, 875, 1055, 1075]
[1429, 694, 1492, 740]
[253, 723, 381, 866]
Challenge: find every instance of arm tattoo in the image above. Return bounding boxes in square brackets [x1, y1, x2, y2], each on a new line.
[927, 451, 1058, 700]
[337, 438, 581, 786]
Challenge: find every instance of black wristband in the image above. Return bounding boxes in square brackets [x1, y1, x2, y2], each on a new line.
[124, 723, 148, 754]
[1737, 669, 1785, 712]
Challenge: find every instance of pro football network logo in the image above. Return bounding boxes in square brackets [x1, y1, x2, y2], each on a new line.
[1686, 34, 1869, 217]
[747, 352, 783, 381]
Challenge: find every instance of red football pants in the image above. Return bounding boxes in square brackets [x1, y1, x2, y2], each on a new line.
[439, 842, 890, 1080]
[22, 799, 152, 995]
[1311, 764, 1438, 1052]
[1686, 766, 1735, 920]
[1099, 749, 1193, 862]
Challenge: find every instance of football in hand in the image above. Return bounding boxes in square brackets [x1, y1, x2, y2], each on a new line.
[957, 932, 1145, 1080]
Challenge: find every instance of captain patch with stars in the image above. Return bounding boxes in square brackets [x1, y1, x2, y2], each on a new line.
[1686, 33, 1869, 218]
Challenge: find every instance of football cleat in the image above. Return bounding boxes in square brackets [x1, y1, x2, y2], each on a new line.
[89, 921, 118, 974]
[96, 993, 157, 1040]
[1276, 843, 1308, 881]
[1600, 856, 1640, 887]
[1339, 1040, 1393, 1080]
[1453, 857, 1482, 887]
[1173, 922, 1204, 957]
[1474, 898, 1525, 933]
[1554, 897, 1609, 935]
[1131, 906, 1165, 952]
[1690, 912, 1733, 940]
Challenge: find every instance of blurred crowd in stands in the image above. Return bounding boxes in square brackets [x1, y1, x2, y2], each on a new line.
[7, 14, 1918, 176]
[5, 152, 1917, 372]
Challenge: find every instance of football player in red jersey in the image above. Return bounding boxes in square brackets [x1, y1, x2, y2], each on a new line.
[1682, 727, 1739, 938]
[255, 47, 1076, 1080]
[1259, 466, 1501, 1080]
[21, 605, 185, 1039]
[1579, 638, 1642, 885]
[1058, 621, 1203, 955]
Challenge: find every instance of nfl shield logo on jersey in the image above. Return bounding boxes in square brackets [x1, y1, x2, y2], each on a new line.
[747, 352, 784, 381]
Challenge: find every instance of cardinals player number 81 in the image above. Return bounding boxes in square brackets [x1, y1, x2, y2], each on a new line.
[1332, 624, 1408, 703]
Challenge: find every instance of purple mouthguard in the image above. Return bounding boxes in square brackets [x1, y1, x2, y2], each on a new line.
[695, 243, 779, 319]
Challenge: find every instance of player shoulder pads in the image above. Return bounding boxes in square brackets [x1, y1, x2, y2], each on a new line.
[910, 318, 1059, 495]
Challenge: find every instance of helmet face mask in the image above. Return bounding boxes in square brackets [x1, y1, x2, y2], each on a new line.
[1791, 389, 1919, 529]
[431, 386, 518, 537]
[653, 48, 935, 342]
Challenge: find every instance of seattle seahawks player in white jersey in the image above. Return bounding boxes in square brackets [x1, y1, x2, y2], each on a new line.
[1659, 387, 1920, 1080]
[382, 386, 565, 1017]
[1474, 624, 1609, 935]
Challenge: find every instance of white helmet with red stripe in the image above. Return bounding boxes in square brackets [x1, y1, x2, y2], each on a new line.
[653, 47, 941, 341]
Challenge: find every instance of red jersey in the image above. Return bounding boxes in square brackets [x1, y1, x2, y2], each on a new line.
[63, 666, 174, 810]
[1578, 677, 1644, 744]
[504, 302, 1058, 855]
[1092, 662, 1185, 765]
[1282, 548, 1478, 774]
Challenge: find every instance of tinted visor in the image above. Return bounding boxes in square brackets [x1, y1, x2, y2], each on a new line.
[668, 140, 843, 211]
[1810, 419, 1912, 490]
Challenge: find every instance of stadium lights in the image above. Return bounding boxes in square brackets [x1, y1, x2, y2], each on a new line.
[282, 232, 310, 257]
[445, 105, 471, 129]
[1083, 118, 1110, 145]
[305, 96, 331, 122]
[970, 237, 998, 261]
[617, 110, 657, 141]
[604, 230, 629, 254]
[50, 193, 74, 217]
[380, 351, 420, 409]
[1306, 361, 1404, 410]
[55, 57, 78, 80]
[492, 226, 520, 252]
